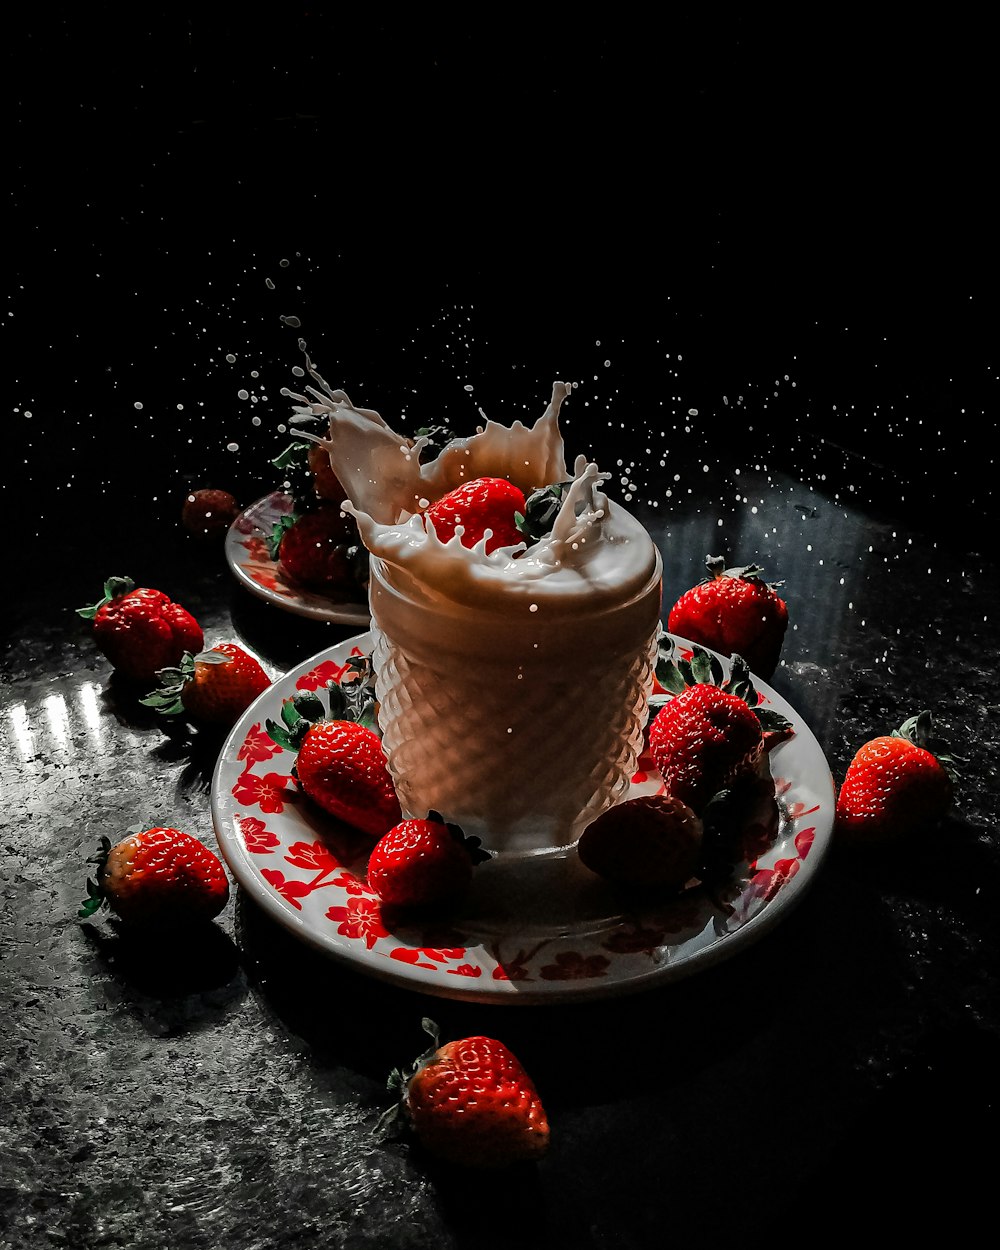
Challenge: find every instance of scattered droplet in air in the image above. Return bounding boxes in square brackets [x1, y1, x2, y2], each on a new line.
[226, 442, 240, 453]
[279, 259, 290, 268]
[226, 353, 236, 363]
[464, 384, 474, 392]
[237, 389, 249, 400]
[133, 402, 143, 410]
[281, 315, 301, 328]
[688, 408, 698, 417]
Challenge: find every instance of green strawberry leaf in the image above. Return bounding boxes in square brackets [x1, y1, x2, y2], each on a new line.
[76, 575, 136, 619]
[265, 718, 299, 752]
[266, 513, 300, 560]
[271, 440, 311, 471]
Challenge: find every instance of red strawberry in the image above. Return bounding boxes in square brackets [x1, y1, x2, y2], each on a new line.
[77, 576, 204, 683]
[307, 442, 348, 503]
[648, 643, 792, 815]
[266, 663, 401, 840]
[835, 711, 956, 846]
[424, 476, 527, 553]
[383, 1019, 550, 1169]
[368, 812, 490, 910]
[79, 827, 230, 928]
[667, 556, 789, 678]
[577, 794, 703, 891]
[140, 643, 271, 727]
[181, 487, 240, 537]
[269, 505, 364, 592]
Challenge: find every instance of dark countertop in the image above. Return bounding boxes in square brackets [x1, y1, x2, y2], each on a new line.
[4, 11, 998, 1250]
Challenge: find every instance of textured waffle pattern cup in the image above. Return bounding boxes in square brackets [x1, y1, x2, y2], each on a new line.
[369, 556, 663, 857]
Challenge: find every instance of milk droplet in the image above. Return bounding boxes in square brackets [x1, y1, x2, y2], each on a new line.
[529, 603, 538, 613]
[280, 315, 301, 328]
[227, 442, 240, 452]
[463, 384, 474, 392]
[265, 278, 275, 289]
[226, 353, 236, 363]
[237, 389, 249, 400]
[133, 402, 143, 410]
[279, 258, 290, 267]
[688, 408, 698, 416]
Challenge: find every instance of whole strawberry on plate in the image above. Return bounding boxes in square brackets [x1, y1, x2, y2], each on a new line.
[835, 710, 957, 846]
[267, 504, 367, 594]
[423, 477, 527, 553]
[367, 811, 490, 912]
[140, 642, 271, 727]
[265, 656, 401, 840]
[648, 640, 793, 815]
[667, 556, 788, 679]
[577, 793, 704, 893]
[79, 826, 230, 928]
[380, 1018, 550, 1170]
[77, 575, 204, 683]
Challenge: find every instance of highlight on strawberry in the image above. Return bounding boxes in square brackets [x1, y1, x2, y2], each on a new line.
[648, 640, 793, 816]
[79, 826, 230, 929]
[422, 476, 527, 553]
[367, 811, 491, 912]
[378, 1018, 550, 1170]
[140, 643, 271, 727]
[76, 575, 204, 683]
[667, 555, 789, 679]
[835, 710, 957, 846]
[265, 656, 402, 840]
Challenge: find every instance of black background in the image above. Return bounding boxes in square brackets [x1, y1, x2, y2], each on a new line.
[8, 8, 996, 558]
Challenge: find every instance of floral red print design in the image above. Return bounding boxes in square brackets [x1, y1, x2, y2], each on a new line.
[794, 827, 815, 858]
[231, 769, 296, 814]
[238, 723, 282, 766]
[603, 924, 667, 955]
[261, 869, 316, 910]
[284, 839, 340, 873]
[448, 964, 482, 978]
[238, 815, 280, 854]
[746, 857, 800, 905]
[538, 951, 611, 981]
[330, 869, 372, 896]
[295, 647, 367, 693]
[490, 940, 548, 981]
[325, 897, 388, 949]
[390, 946, 469, 971]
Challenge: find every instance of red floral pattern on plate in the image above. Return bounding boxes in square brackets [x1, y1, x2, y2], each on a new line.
[212, 633, 835, 1002]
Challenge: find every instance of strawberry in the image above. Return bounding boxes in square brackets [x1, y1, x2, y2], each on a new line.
[424, 476, 527, 553]
[648, 642, 792, 815]
[77, 576, 204, 683]
[577, 794, 703, 892]
[266, 658, 401, 840]
[367, 811, 490, 910]
[307, 442, 348, 503]
[268, 505, 365, 592]
[181, 487, 240, 537]
[140, 643, 271, 727]
[79, 826, 230, 928]
[667, 556, 789, 678]
[382, 1018, 550, 1170]
[835, 711, 956, 846]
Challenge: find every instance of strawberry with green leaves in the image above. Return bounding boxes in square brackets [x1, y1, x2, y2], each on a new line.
[667, 556, 789, 679]
[140, 643, 271, 727]
[268, 504, 366, 593]
[266, 656, 401, 840]
[423, 477, 527, 553]
[367, 811, 490, 911]
[380, 1018, 550, 1170]
[835, 711, 956, 846]
[77, 576, 204, 683]
[648, 641, 792, 815]
[79, 826, 230, 928]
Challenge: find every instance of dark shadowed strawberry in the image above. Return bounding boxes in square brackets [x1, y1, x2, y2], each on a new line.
[79, 827, 230, 928]
[268, 505, 364, 593]
[141, 643, 271, 727]
[667, 556, 789, 678]
[578, 794, 703, 892]
[835, 710, 956, 846]
[424, 477, 527, 553]
[77, 576, 204, 683]
[368, 812, 490, 911]
[181, 488, 240, 537]
[380, 1018, 550, 1170]
[648, 642, 792, 815]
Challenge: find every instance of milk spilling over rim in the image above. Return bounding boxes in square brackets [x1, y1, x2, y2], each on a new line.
[282, 349, 660, 616]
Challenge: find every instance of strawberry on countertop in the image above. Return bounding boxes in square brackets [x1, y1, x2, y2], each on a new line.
[77, 576, 204, 683]
[835, 710, 957, 846]
[367, 812, 490, 912]
[266, 656, 401, 840]
[667, 555, 789, 679]
[79, 826, 230, 928]
[648, 641, 793, 815]
[423, 476, 527, 553]
[380, 1018, 550, 1170]
[140, 643, 272, 727]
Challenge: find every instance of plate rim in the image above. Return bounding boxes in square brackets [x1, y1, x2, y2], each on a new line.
[210, 631, 836, 1004]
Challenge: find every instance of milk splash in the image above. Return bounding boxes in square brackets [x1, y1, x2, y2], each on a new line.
[281, 347, 658, 615]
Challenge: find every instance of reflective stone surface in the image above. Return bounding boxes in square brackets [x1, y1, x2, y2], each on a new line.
[5, 10, 997, 1250]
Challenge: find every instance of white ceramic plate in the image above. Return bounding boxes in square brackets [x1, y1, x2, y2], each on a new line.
[225, 491, 371, 626]
[211, 632, 835, 1004]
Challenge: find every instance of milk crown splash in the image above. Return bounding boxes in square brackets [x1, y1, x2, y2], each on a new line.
[282, 350, 659, 615]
